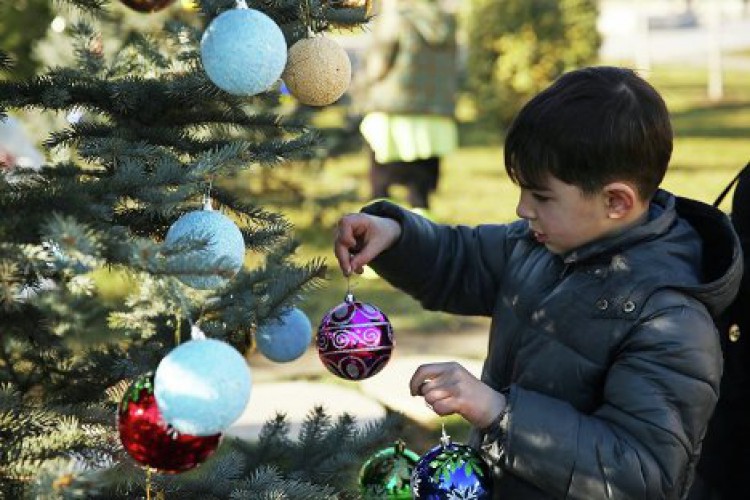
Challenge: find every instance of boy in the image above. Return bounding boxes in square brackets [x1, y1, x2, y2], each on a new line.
[334, 66, 743, 498]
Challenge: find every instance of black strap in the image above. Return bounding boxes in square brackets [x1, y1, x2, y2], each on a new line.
[714, 161, 750, 207]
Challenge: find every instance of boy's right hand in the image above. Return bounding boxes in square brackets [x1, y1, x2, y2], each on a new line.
[334, 213, 402, 276]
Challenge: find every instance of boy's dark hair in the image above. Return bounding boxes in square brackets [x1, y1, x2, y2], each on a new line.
[504, 66, 673, 201]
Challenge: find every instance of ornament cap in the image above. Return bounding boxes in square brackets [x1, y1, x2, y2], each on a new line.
[190, 324, 207, 340]
[440, 423, 452, 448]
[344, 292, 355, 304]
[202, 196, 213, 211]
[394, 438, 406, 455]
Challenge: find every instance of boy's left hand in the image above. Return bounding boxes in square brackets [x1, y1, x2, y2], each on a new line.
[409, 361, 506, 429]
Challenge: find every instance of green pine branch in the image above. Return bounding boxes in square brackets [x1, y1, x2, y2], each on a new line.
[0, 0, 395, 496]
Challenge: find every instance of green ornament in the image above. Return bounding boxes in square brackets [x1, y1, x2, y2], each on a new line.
[359, 440, 420, 499]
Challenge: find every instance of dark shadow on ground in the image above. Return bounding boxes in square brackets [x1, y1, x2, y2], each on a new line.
[670, 101, 750, 138]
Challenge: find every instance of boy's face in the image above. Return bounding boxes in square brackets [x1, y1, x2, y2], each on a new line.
[515, 174, 614, 255]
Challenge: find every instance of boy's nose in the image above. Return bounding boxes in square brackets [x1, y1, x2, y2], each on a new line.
[516, 194, 535, 220]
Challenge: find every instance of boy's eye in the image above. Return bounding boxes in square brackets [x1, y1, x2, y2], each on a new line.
[532, 193, 551, 202]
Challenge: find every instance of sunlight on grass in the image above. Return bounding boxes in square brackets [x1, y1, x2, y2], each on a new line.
[288, 64, 750, 332]
[94, 63, 750, 334]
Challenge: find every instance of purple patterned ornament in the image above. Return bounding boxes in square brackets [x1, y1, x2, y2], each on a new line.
[317, 293, 394, 380]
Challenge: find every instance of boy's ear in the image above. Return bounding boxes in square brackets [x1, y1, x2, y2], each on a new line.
[602, 182, 637, 219]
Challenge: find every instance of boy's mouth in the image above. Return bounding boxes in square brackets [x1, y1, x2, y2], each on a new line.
[532, 230, 548, 243]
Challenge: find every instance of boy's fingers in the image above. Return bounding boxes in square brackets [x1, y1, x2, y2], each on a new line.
[333, 234, 352, 274]
[409, 363, 450, 395]
[333, 216, 362, 275]
[417, 378, 432, 396]
[333, 248, 352, 275]
[349, 245, 378, 272]
[335, 218, 357, 247]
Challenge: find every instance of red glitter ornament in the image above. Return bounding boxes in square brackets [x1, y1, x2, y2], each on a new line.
[317, 292, 394, 380]
[117, 373, 221, 473]
[119, 0, 176, 13]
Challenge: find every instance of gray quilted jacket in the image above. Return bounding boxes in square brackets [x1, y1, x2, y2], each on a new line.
[363, 190, 742, 499]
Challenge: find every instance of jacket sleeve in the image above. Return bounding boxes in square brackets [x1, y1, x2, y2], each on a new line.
[499, 291, 722, 499]
[361, 201, 517, 316]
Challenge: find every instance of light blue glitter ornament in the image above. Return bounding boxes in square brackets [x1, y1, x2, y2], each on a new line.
[200, 5, 287, 96]
[154, 328, 252, 436]
[165, 205, 245, 289]
[256, 307, 312, 363]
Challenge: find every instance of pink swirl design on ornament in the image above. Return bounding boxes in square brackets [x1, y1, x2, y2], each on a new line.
[330, 325, 386, 349]
[329, 302, 355, 325]
[317, 330, 330, 350]
[358, 302, 386, 320]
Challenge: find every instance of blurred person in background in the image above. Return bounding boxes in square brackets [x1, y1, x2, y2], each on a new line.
[354, 0, 458, 217]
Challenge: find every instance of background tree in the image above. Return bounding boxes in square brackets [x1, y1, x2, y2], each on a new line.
[464, 0, 601, 130]
[0, 0, 55, 81]
[0, 0, 399, 497]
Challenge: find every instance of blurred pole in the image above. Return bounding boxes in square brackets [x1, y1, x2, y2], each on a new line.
[707, 0, 724, 101]
[635, 0, 651, 74]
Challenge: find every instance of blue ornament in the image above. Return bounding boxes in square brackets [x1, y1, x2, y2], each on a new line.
[256, 307, 312, 363]
[154, 336, 252, 436]
[411, 429, 492, 499]
[200, 7, 287, 96]
[165, 207, 245, 289]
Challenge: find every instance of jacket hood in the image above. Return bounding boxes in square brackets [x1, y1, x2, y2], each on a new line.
[672, 194, 743, 317]
[562, 189, 743, 318]
[399, 2, 454, 46]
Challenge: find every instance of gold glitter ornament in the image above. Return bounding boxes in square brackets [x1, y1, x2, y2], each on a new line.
[282, 36, 352, 107]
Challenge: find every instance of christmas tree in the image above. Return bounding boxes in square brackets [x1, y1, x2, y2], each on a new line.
[0, 0, 400, 497]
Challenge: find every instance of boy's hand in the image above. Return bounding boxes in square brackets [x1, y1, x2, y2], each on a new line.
[409, 362, 507, 429]
[334, 213, 401, 276]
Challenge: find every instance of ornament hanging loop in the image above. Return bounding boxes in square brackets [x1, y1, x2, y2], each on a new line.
[440, 423, 451, 448]
[146, 467, 152, 500]
[190, 323, 207, 340]
[394, 438, 406, 454]
[235, 0, 249, 9]
[302, 0, 320, 35]
[345, 274, 356, 304]
[202, 179, 213, 211]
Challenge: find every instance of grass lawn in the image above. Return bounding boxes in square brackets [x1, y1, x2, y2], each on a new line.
[250, 63, 750, 338]
[94, 62, 750, 338]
